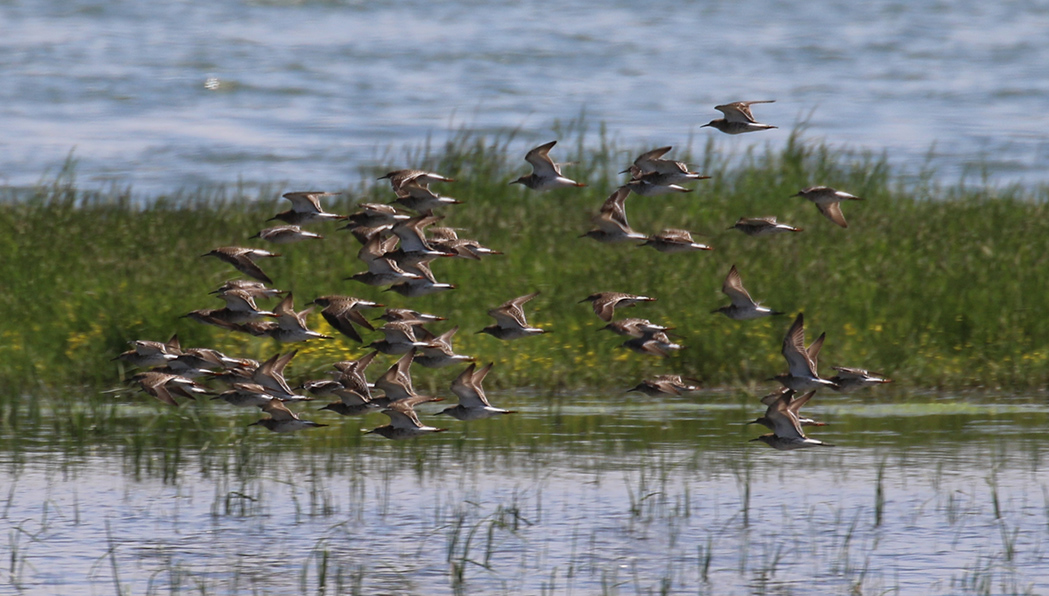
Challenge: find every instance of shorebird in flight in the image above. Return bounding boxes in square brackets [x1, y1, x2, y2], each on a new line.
[437, 363, 516, 420]
[366, 395, 446, 440]
[794, 186, 864, 228]
[701, 100, 777, 134]
[479, 292, 546, 340]
[511, 141, 586, 191]
[580, 292, 657, 322]
[641, 229, 713, 253]
[749, 389, 833, 450]
[729, 217, 803, 236]
[712, 265, 783, 320]
[250, 398, 327, 432]
[774, 314, 838, 392]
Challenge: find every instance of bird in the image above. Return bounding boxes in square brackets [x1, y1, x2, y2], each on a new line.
[415, 326, 475, 368]
[372, 350, 420, 404]
[269, 191, 345, 226]
[579, 292, 656, 323]
[794, 186, 864, 228]
[580, 187, 647, 243]
[437, 363, 515, 420]
[343, 202, 412, 228]
[621, 173, 697, 197]
[209, 279, 283, 300]
[712, 265, 783, 320]
[774, 314, 838, 392]
[249, 398, 327, 433]
[510, 141, 586, 191]
[129, 371, 210, 406]
[374, 308, 446, 324]
[317, 387, 376, 417]
[311, 295, 381, 343]
[264, 293, 333, 342]
[829, 367, 893, 392]
[251, 225, 323, 244]
[640, 229, 713, 253]
[729, 217, 803, 236]
[367, 321, 432, 355]
[384, 260, 455, 297]
[749, 390, 833, 450]
[201, 246, 281, 284]
[600, 318, 673, 338]
[366, 395, 447, 440]
[621, 146, 710, 185]
[389, 181, 462, 213]
[378, 169, 456, 196]
[621, 328, 683, 357]
[249, 351, 311, 402]
[113, 335, 182, 368]
[749, 388, 826, 429]
[701, 100, 777, 134]
[478, 292, 546, 340]
[628, 375, 701, 396]
[212, 383, 279, 408]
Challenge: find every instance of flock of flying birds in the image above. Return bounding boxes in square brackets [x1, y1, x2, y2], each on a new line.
[119, 100, 891, 449]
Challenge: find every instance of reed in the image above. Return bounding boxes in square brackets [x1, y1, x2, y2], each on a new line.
[2, 127, 1049, 401]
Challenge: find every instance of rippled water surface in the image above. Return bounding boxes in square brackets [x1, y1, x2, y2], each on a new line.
[3, 395, 1048, 594]
[2, 0, 1049, 193]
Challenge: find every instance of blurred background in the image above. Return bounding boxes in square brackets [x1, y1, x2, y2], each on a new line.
[2, 0, 1048, 195]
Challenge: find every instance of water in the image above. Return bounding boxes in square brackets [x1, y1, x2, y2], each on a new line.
[3, 395, 1047, 594]
[3, 0, 1049, 195]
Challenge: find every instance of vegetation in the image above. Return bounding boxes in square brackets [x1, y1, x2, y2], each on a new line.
[2, 126, 1049, 400]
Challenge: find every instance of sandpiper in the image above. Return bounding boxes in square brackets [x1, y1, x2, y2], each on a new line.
[379, 169, 456, 195]
[318, 386, 376, 417]
[270, 191, 345, 226]
[113, 335, 182, 368]
[213, 382, 277, 408]
[829, 366, 893, 392]
[729, 216, 803, 236]
[712, 265, 783, 320]
[641, 229, 713, 253]
[794, 186, 864, 228]
[622, 146, 710, 185]
[201, 246, 281, 284]
[375, 307, 446, 324]
[600, 318, 672, 338]
[628, 374, 701, 396]
[581, 187, 646, 243]
[130, 371, 210, 406]
[331, 351, 379, 401]
[251, 225, 324, 244]
[749, 388, 826, 429]
[366, 395, 447, 440]
[438, 363, 516, 420]
[511, 141, 586, 191]
[774, 314, 838, 392]
[249, 351, 311, 402]
[701, 100, 777, 134]
[580, 292, 657, 323]
[209, 279, 283, 300]
[390, 182, 462, 213]
[415, 326, 475, 368]
[311, 295, 381, 343]
[478, 292, 546, 340]
[749, 390, 833, 450]
[343, 202, 412, 229]
[250, 398, 327, 433]
[266, 293, 333, 342]
[367, 321, 431, 355]
[622, 173, 698, 197]
[385, 260, 456, 297]
[622, 328, 683, 357]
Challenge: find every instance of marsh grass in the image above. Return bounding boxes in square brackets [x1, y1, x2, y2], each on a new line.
[2, 126, 1049, 418]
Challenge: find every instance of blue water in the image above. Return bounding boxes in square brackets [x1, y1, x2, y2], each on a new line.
[2, 0, 1048, 193]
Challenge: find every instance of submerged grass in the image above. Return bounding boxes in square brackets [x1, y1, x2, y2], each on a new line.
[2, 125, 1049, 404]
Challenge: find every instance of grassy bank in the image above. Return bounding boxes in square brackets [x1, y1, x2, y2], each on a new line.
[2, 128, 1049, 398]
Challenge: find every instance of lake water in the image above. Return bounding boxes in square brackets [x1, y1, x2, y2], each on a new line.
[3, 395, 1047, 594]
[2, 0, 1049, 195]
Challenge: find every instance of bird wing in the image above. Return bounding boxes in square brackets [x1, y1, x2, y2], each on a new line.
[782, 314, 816, 377]
[816, 202, 849, 228]
[722, 265, 756, 307]
[524, 141, 561, 178]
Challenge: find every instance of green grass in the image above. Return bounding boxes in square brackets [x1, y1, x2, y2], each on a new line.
[2, 125, 1049, 400]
